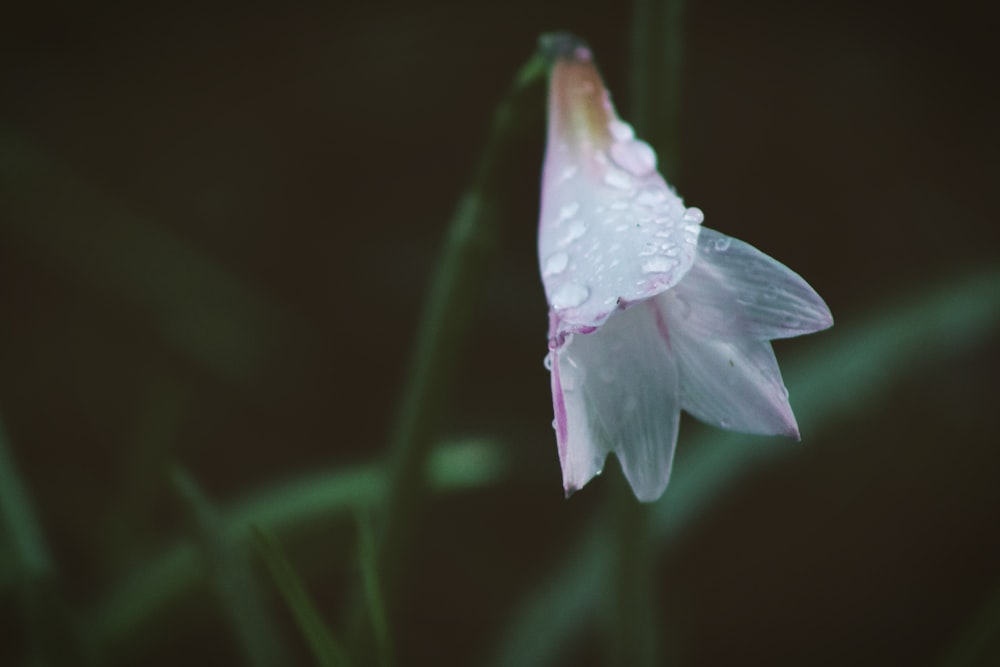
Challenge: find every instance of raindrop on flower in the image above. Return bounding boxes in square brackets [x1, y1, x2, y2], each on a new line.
[713, 236, 732, 252]
[551, 283, 590, 309]
[559, 201, 580, 220]
[682, 207, 704, 225]
[610, 139, 658, 177]
[603, 168, 635, 190]
[641, 256, 678, 274]
[560, 219, 587, 246]
[543, 252, 570, 276]
[608, 119, 635, 142]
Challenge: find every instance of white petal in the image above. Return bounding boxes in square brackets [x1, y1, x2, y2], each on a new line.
[661, 289, 799, 437]
[538, 57, 702, 341]
[551, 299, 681, 501]
[673, 227, 833, 341]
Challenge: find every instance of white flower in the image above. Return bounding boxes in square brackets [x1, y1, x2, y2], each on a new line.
[539, 40, 833, 502]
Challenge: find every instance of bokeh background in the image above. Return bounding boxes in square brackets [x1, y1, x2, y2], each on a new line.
[2, 0, 998, 665]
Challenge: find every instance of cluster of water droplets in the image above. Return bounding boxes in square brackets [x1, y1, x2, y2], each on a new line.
[540, 117, 704, 322]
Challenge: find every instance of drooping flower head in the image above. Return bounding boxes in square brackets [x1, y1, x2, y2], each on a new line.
[538, 35, 833, 502]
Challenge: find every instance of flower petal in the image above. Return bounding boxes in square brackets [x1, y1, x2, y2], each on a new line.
[551, 298, 681, 501]
[539, 51, 702, 343]
[660, 291, 799, 437]
[673, 227, 834, 341]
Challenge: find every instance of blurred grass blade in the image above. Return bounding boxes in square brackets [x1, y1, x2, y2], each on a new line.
[938, 581, 1000, 667]
[488, 267, 1000, 666]
[92, 438, 506, 655]
[1, 412, 95, 664]
[376, 49, 547, 603]
[355, 510, 393, 667]
[171, 467, 290, 667]
[0, 414, 53, 584]
[253, 526, 352, 667]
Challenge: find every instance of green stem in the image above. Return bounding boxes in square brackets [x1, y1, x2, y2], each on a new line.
[607, 470, 657, 666]
[630, 0, 686, 182]
[375, 52, 547, 598]
[606, 4, 688, 666]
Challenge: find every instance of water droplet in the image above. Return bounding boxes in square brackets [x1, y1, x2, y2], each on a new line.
[641, 256, 677, 274]
[720, 417, 730, 428]
[781, 386, 790, 399]
[543, 252, 569, 276]
[713, 236, 732, 252]
[559, 201, 580, 220]
[682, 207, 704, 224]
[551, 419, 557, 430]
[551, 283, 590, 309]
[543, 353, 553, 370]
[634, 186, 667, 207]
[559, 165, 579, 182]
[610, 139, 658, 176]
[560, 219, 587, 245]
[608, 119, 635, 142]
[603, 168, 634, 190]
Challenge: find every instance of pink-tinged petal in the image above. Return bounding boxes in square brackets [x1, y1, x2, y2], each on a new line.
[660, 289, 799, 437]
[551, 298, 681, 502]
[672, 227, 834, 341]
[539, 46, 702, 345]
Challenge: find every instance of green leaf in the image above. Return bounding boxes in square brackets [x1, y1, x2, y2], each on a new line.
[252, 526, 352, 667]
[91, 439, 505, 655]
[171, 467, 290, 667]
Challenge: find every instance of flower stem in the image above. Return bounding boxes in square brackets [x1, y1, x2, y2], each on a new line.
[630, 0, 686, 182]
[607, 469, 658, 666]
[607, 2, 688, 666]
[375, 50, 547, 606]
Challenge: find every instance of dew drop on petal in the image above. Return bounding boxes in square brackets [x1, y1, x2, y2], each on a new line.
[610, 139, 658, 176]
[608, 119, 635, 142]
[634, 186, 667, 207]
[713, 236, 732, 252]
[603, 168, 635, 190]
[560, 219, 587, 246]
[559, 165, 579, 183]
[551, 283, 590, 309]
[543, 353, 553, 370]
[682, 207, 704, 225]
[559, 201, 580, 220]
[641, 256, 678, 274]
[543, 252, 570, 276]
